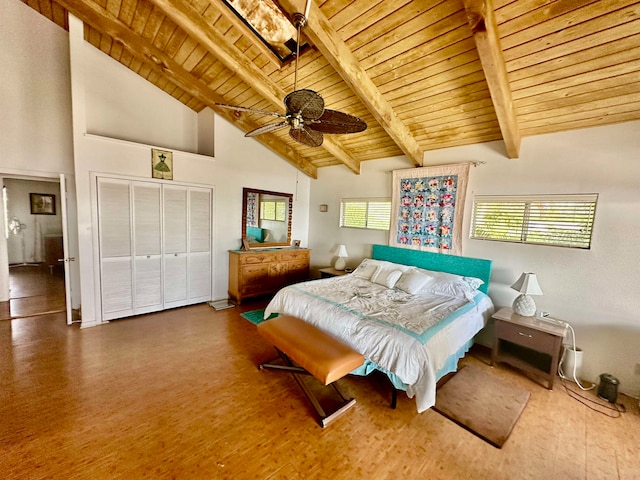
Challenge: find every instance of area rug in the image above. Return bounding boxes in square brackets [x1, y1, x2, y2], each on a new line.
[240, 309, 278, 325]
[434, 365, 530, 448]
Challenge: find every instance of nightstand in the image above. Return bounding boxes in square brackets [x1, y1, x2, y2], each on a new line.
[318, 267, 348, 278]
[491, 307, 567, 389]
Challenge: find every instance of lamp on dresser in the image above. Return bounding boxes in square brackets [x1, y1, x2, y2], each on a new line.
[510, 272, 543, 316]
[333, 244, 349, 271]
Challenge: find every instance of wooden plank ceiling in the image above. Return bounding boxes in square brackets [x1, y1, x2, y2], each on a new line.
[23, 0, 640, 178]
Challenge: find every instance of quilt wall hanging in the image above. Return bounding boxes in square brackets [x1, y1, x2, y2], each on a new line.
[389, 163, 470, 255]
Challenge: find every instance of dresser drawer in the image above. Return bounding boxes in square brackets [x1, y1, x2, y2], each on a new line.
[496, 320, 555, 353]
[278, 250, 309, 262]
[241, 264, 269, 282]
[239, 253, 272, 264]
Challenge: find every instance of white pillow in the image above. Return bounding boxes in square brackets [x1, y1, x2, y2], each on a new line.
[352, 258, 412, 280]
[395, 269, 432, 294]
[462, 276, 484, 290]
[352, 262, 378, 280]
[416, 269, 482, 301]
[370, 267, 403, 289]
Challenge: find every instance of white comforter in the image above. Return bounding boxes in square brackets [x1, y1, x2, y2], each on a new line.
[264, 275, 494, 412]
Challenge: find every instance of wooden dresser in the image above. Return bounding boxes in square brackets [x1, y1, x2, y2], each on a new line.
[228, 248, 310, 305]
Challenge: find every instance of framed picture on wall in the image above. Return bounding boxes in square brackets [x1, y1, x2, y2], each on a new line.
[151, 148, 173, 180]
[30, 193, 56, 215]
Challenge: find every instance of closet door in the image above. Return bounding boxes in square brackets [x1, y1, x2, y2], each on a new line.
[133, 182, 163, 314]
[97, 178, 133, 320]
[188, 187, 212, 302]
[163, 185, 188, 308]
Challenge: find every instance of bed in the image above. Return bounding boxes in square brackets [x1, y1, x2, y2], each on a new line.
[263, 244, 494, 413]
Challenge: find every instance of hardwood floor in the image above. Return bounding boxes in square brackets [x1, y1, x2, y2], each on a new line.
[0, 265, 65, 320]
[0, 302, 638, 479]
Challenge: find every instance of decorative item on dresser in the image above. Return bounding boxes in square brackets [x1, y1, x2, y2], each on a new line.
[491, 307, 567, 389]
[228, 248, 310, 305]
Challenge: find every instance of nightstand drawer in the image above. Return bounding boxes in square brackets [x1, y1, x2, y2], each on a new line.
[495, 321, 555, 353]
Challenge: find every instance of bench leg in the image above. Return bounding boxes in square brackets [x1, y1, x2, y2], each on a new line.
[259, 349, 357, 428]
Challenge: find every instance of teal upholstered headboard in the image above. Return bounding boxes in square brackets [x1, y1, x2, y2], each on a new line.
[371, 244, 492, 294]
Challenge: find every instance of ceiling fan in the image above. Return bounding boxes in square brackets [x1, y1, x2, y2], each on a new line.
[215, 1, 367, 147]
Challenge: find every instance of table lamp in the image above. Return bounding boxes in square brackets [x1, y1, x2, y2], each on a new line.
[333, 244, 349, 271]
[511, 272, 543, 316]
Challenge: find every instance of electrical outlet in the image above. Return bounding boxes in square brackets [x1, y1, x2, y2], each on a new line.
[635, 363, 640, 375]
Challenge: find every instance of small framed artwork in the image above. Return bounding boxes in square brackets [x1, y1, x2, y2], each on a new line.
[30, 193, 56, 215]
[319, 204, 328, 212]
[242, 238, 251, 251]
[151, 148, 173, 180]
[292, 239, 301, 248]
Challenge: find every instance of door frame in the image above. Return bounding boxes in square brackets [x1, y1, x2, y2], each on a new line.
[0, 172, 79, 322]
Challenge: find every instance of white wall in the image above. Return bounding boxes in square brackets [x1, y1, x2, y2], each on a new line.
[83, 41, 198, 153]
[309, 121, 640, 397]
[0, 0, 73, 176]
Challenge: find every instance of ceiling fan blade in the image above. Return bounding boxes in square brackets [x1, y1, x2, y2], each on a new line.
[216, 103, 285, 119]
[289, 126, 323, 147]
[307, 109, 368, 134]
[284, 89, 324, 120]
[245, 121, 289, 137]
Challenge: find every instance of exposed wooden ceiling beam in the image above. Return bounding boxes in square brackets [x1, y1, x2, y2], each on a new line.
[58, 0, 317, 178]
[148, 0, 362, 175]
[463, 0, 521, 158]
[278, 0, 424, 168]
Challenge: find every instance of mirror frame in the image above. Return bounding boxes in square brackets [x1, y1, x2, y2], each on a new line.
[242, 187, 293, 248]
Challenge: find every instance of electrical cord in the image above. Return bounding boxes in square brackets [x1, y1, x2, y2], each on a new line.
[553, 320, 625, 417]
[557, 322, 594, 391]
[561, 377, 624, 418]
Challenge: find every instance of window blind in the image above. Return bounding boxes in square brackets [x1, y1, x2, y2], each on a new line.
[340, 198, 391, 230]
[471, 194, 598, 249]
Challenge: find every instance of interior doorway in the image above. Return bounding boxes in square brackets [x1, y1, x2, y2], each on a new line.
[0, 177, 66, 320]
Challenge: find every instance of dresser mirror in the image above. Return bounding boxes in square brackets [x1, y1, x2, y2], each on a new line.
[242, 187, 293, 248]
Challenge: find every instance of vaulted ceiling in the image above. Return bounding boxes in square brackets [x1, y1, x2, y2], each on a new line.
[23, 0, 640, 178]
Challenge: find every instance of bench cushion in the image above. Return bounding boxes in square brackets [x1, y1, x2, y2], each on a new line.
[257, 315, 365, 385]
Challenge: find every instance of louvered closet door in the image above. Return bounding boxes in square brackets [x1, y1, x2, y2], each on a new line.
[163, 185, 188, 308]
[188, 187, 212, 302]
[97, 178, 133, 320]
[133, 182, 163, 313]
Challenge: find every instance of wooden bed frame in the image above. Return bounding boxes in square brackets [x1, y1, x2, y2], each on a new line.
[371, 244, 492, 294]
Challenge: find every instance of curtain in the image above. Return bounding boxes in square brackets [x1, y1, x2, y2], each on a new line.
[389, 164, 470, 255]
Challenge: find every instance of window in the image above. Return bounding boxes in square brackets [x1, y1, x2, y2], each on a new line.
[260, 200, 286, 221]
[471, 194, 598, 249]
[222, 0, 310, 63]
[340, 198, 391, 230]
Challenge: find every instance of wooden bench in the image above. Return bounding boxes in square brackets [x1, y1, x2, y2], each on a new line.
[257, 315, 365, 427]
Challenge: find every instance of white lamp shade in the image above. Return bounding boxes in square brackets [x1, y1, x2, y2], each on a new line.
[510, 272, 543, 295]
[333, 244, 349, 258]
[333, 244, 348, 271]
